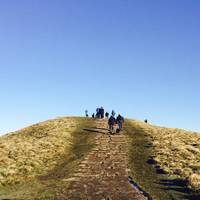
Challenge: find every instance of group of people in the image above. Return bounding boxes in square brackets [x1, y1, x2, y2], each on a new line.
[89, 107, 110, 119]
[95, 107, 105, 118]
[108, 111, 124, 134]
[85, 108, 124, 134]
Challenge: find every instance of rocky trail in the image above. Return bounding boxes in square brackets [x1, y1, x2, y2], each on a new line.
[63, 120, 147, 200]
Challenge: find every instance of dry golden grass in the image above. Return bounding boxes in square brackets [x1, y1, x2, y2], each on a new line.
[129, 120, 200, 190]
[189, 174, 200, 189]
[0, 117, 79, 186]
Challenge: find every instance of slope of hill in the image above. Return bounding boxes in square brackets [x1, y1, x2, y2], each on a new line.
[0, 117, 97, 199]
[127, 119, 200, 199]
[0, 117, 76, 185]
[1, 117, 200, 200]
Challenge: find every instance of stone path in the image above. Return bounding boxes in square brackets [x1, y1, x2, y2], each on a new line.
[65, 120, 146, 200]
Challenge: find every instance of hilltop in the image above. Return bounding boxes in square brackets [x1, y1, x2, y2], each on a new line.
[0, 117, 200, 200]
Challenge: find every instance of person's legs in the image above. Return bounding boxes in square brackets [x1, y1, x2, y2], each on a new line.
[118, 122, 122, 130]
[112, 124, 115, 134]
[109, 124, 114, 134]
[109, 124, 112, 132]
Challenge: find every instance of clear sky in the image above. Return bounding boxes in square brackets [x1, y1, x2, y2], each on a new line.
[0, 0, 200, 135]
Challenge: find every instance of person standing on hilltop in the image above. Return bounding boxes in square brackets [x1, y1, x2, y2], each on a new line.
[105, 112, 109, 118]
[100, 107, 104, 118]
[98, 108, 101, 118]
[96, 107, 100, 118]
[116, 114, 124, 131]
[85, 110, 89, 117]
[111, 110, 116, 117]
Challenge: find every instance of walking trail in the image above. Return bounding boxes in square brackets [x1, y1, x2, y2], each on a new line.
[65, 119, 146, 200]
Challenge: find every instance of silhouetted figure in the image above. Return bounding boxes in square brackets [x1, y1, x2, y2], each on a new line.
[92, 113, 95, 118]
[85, 110, 89, 117]
[111, 110, 116, 117]
[108, 115, 116, 134]
[105, 112, 109, 118]
[98, 110, 101, 118]
[144, 119, 148, 123]
[100, 107, 104, 118]
[116, 114, 125, 131]
[96, 108, 100, 118]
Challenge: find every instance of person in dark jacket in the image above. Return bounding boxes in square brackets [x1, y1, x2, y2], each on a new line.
[96, 108, 100, 118]
[105, 112, 109, 118]
[111, 110, 116, 117]
[116, 114, 124, 131]
[85, 110, 89, 117]
[100, 107, 104, 118]
[108, 115, 116, 133]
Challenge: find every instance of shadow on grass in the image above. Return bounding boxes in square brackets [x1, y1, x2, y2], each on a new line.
[159, 179, 188, 188]
[40, 129, 97, 180]
[157, 179, 200, 200]
[83, 128, 108, 134]
[90, 127, 109, 131]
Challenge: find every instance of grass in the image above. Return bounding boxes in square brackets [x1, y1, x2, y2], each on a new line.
[2, 116, 200, 199]
[126, 119, 200, 200]
[125, 120, 175, 200]
[0, 117, 97, 199]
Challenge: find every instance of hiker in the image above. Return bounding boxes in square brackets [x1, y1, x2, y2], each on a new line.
[92, 113, 95, 118]
[100, 107, 104, 118]
[96, 108, 99, 118]
[98, 107, 102, 118]
[85, 110, 89, 117]
[111, 110, 116, 117]
[105, 112, 109, 118]
[144, 119, 148, 123]
[116, 114, 124, 131]
[108, 115, 116, 134]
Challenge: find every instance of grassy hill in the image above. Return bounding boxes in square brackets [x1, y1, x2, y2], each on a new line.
[128, 120, 200, 190]
[126, 119, 200, 199]
[0, 117, 200, 199]
[0, 117, 97, 199]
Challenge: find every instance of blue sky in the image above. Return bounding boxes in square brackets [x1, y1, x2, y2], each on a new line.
[0, 0, 200, 135]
